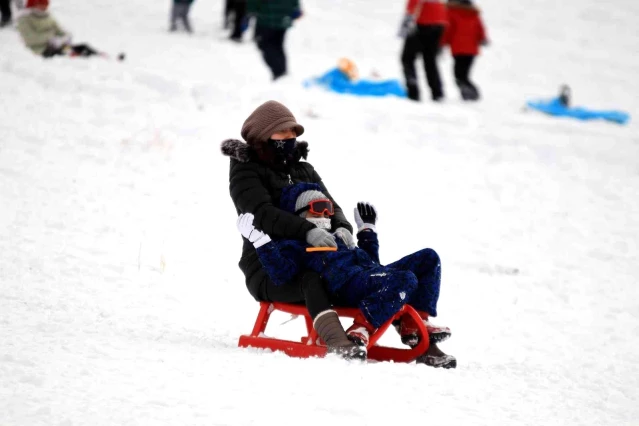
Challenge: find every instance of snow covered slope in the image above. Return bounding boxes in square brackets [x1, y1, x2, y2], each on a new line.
[1, 0, 638, 425]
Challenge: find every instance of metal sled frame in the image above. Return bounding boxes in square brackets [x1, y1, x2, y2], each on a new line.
[238, 302, 429, 363]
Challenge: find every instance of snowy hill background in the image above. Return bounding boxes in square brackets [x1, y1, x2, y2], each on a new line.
[1, 0, 638, 425]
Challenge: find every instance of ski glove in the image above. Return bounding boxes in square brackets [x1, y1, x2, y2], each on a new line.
[398, 14, 417, 39]
[354, 202, 377, 232]
[236, 213, 271, 248]
[306, 228, 337, 248]
[334, 227, 356, 249]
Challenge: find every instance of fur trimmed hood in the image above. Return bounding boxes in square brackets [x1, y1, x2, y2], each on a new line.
[220, 138, 310, 164]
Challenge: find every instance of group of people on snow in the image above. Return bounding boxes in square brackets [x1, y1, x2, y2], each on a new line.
[222, 100, 457, 368]
[5, 0, 488, 102]
[400, 0, 488, 102]
[215, 0, 489, 99]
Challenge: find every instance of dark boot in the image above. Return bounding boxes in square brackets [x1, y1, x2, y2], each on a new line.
[406, 83, 420, 101]
[313, 310, 367, 361]
[415, 342, 457, 368]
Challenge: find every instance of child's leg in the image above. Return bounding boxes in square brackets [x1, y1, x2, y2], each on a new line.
[338, 268, 418, 328]
[386, 248, 441, 316]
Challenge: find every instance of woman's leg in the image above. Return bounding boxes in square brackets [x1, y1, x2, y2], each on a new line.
[257, 270, 365, 359]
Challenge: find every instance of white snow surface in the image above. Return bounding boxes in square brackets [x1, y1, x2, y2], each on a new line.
[1, 0, 639, 425]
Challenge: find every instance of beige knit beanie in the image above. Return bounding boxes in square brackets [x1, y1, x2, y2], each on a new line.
[295, 190, 327, 216]
[241, 100, 305, 145]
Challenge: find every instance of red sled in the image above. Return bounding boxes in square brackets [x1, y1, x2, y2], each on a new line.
[238, 302, 429, 363]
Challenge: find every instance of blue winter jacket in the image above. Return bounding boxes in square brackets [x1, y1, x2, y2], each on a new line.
[256, 231, 381, 294]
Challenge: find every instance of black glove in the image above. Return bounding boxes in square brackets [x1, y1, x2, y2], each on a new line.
[354, 202, 377, 232]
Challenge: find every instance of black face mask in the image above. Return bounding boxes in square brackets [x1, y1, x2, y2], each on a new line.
[266, 137, 296, 165]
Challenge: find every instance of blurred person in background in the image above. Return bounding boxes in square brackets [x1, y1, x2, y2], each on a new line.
[224, 0, 247, 42]
[0, 0, 19, 28]
[247, 0, 302, 80]
[399, 0, 448, 102]
[442, 0, 488, 101]
[170, 0, 194, 33]
[16, 0, 102, 58]
[228, 0, 247, 42]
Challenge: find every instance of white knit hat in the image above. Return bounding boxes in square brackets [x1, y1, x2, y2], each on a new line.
[295, 190, 327, 216]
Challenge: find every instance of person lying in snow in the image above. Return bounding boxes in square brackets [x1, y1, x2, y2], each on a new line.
[16, 0, 116, 59]
[236, 182, 456, 368]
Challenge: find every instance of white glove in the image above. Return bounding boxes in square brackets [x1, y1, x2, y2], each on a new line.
[353, 202, 377, 233]
[236, 213, 271, 248]
[334, 227, 356, 249]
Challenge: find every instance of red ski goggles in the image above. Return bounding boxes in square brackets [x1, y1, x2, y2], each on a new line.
[294, 199, 334, 216]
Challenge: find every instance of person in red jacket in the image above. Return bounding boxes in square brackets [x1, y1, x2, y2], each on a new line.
[399, 0, 448, 102]
[442, 0, 488, 101]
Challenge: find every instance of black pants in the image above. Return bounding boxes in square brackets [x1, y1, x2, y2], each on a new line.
[401, 24, 445, 101]
[0, 0, 11, 24]
[255, 24, 287, 80]
[453, 54, 479, 100]
[256, 270, 331, 320]
[224, 0, 233, 28]
[229, 0, 246, 39]
[42, 43, 99, 58]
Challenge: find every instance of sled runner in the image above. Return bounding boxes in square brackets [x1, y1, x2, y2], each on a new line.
[238, 302, 429, 363]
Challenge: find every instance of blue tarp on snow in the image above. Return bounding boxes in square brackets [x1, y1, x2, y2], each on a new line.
[526, 97, 630, 125]
[304, 68, 407, 98]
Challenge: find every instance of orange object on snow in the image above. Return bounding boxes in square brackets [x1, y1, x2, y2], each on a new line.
[337, 58, 358, 81]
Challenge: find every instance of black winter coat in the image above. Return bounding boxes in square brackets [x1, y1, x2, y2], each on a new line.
[221, 138, 353, 299]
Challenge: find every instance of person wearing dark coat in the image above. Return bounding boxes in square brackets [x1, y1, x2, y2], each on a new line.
[236, 183, 456, 368]
[247, 0, 301, 80]
[225, 0, 247, 42]
[1, 0, 13, 28]
[220, 100, 364, 360]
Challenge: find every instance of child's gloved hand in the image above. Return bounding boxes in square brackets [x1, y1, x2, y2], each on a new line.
[354, 202, 377, 232]
[236, 213, 271, 248]
[334, 227, 356, 249]
[290, 8, 302, 20]
[306, 228, 337, 248]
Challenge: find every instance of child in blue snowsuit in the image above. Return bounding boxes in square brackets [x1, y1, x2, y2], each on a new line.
[236, 182, 456, 368]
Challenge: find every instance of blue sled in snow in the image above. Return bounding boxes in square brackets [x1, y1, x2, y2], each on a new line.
[526, 97, 630, 125]
[304, 68, 407, 98]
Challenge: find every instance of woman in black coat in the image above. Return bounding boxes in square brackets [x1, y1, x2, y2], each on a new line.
[221, 100, 365, 360]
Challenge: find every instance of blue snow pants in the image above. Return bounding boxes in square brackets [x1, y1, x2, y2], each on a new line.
[386, 248, 441, 317]
[333, 248, 441, 328]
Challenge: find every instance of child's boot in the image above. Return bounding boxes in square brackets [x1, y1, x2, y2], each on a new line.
[415, 342, 457, 369]
[393, 311, 451, 347]
[345, 312, 376, 348]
